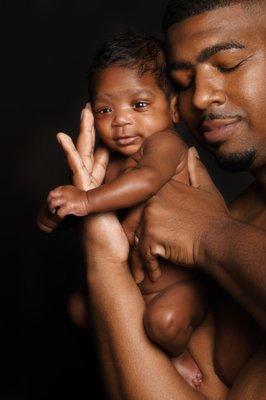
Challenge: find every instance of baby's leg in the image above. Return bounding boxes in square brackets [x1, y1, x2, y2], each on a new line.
[143, 279, 208, 389]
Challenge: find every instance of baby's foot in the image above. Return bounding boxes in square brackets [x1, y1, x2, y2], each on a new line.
[171, 350, 203, 389]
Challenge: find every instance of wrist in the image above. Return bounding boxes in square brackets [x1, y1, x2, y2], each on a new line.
[81, 212, 129, 262]
[84, 190, 94, 214]
[197, 213, 236, 270]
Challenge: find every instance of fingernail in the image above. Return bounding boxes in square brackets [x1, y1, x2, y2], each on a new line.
[190, 146, 200, 159]
[85, 102, 91, 109]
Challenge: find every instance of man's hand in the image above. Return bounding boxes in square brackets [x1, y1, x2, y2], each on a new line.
[37, 104, 108, 232]
[129, 147, 231, 282]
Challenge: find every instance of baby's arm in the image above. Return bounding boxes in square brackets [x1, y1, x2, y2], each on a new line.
[47, 131, 188, 218]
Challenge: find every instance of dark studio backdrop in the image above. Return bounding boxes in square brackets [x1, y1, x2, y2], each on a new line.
[1, 1, 253, 399]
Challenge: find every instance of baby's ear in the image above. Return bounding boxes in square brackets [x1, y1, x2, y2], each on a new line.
[170, 94, 180, 124]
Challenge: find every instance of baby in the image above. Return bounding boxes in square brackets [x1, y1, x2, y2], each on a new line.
[40, 32, 207, 389]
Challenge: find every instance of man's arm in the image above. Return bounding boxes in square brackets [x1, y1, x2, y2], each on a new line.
[202, 219, 266, 328]
[83, 213, 206, 400]
[130, 147, 266, 328]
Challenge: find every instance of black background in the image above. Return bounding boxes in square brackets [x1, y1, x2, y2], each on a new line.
[1, 1, 252, 399]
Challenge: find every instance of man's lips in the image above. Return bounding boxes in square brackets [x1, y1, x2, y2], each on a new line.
[200, 118, 242, 144]
[114, 135, 140, 146]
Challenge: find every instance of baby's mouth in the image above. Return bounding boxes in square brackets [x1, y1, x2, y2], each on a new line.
[114, 135, 140, 146]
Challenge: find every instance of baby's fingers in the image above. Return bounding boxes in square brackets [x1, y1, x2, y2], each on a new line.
[56, 205, 70, 219]
[47, 187, 65, 214]
[37, 203, 61, 233]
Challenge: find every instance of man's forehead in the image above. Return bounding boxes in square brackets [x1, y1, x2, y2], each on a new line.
[166, 4, 260, 61]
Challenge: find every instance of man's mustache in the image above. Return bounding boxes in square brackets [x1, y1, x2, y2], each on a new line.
[201, 112, 243, 122]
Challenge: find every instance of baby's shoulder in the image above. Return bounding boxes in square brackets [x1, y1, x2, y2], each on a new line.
[146, 129, 177, 141]
[143, 129, 187, 154]
[105, 153, 125, 183]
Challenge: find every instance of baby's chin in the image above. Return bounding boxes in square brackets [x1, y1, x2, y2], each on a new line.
[110, 141, 143, 156]
[118, 145, 142, 156]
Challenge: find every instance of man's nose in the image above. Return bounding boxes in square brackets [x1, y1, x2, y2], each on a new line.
[192, 67, 226, 111]
[112, 109, 133, 127]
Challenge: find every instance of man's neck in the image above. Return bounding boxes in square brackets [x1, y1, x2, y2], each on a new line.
[252, 164, 266, 193]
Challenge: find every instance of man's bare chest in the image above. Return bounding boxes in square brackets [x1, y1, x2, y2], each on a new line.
[229, 183, 266, 231]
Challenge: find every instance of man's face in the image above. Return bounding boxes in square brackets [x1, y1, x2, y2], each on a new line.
[91, 66, 175, 156]
[166, 4, 266, 172]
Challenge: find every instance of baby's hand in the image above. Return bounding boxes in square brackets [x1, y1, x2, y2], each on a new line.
[37, 202, 62, 233]
[47, 185, 89, 218]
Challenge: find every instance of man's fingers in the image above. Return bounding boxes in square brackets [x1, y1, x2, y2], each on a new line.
[130, 249, 145, 284]
[121, 205, 144, 246]
[57, 133, 85, 175]
[90, 146, 109, 188]
[76, 104, 95, 172]
[188, 146, 219, 193]
[143, 251, 161, 282]
[136, 237, 162, 282]
[57, 133, 92, 190]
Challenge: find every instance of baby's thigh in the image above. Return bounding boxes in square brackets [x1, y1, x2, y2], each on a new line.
[144, 280, 208, 333]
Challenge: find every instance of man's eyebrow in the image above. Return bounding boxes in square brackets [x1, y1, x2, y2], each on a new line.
[168, 42, 246, 71]
[197, 41, 246, 63]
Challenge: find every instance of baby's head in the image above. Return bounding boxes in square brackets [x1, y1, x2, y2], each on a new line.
[88, 32, 179, 156]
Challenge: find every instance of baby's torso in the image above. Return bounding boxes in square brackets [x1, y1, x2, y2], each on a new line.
[105, 152, 198, 298]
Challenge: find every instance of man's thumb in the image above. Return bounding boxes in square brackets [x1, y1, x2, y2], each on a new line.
[188, 147, 219, 193]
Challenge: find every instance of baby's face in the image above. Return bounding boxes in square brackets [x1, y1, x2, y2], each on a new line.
[91, 66, 175, 156]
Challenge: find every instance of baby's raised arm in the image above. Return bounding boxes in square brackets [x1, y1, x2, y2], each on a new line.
[86, 130, 188, 210]
[47, 131, 188, 218]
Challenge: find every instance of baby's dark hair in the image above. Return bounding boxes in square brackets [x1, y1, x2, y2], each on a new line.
[162, 0, 263, 32]
[88, 31, 175, 101]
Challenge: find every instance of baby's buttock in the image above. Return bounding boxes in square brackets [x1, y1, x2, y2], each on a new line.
[137, 258, 199, 301]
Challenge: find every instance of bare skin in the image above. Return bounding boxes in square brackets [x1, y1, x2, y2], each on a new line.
[39, 65, 209, 389]
[70, 3, 266, 399]
[55, 117, 228, 399]
[122, 2, 266, 397]
[38, 3, 266, 396]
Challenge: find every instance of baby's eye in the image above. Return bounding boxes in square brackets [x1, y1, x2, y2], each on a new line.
[96, 107, 112, 115]
[134, 101, 148, 109]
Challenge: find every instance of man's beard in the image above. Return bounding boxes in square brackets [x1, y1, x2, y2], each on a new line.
[215, 149, 256, 172]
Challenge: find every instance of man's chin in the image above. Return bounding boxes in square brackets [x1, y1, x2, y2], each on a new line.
[214, 149, 256, 173]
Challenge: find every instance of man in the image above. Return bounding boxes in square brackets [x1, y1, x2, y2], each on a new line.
[126, 0, 266, 389]
[42, 0, 266, 398]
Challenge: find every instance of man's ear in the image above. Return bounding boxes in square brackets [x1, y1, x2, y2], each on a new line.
[170, 94, 180, 124]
